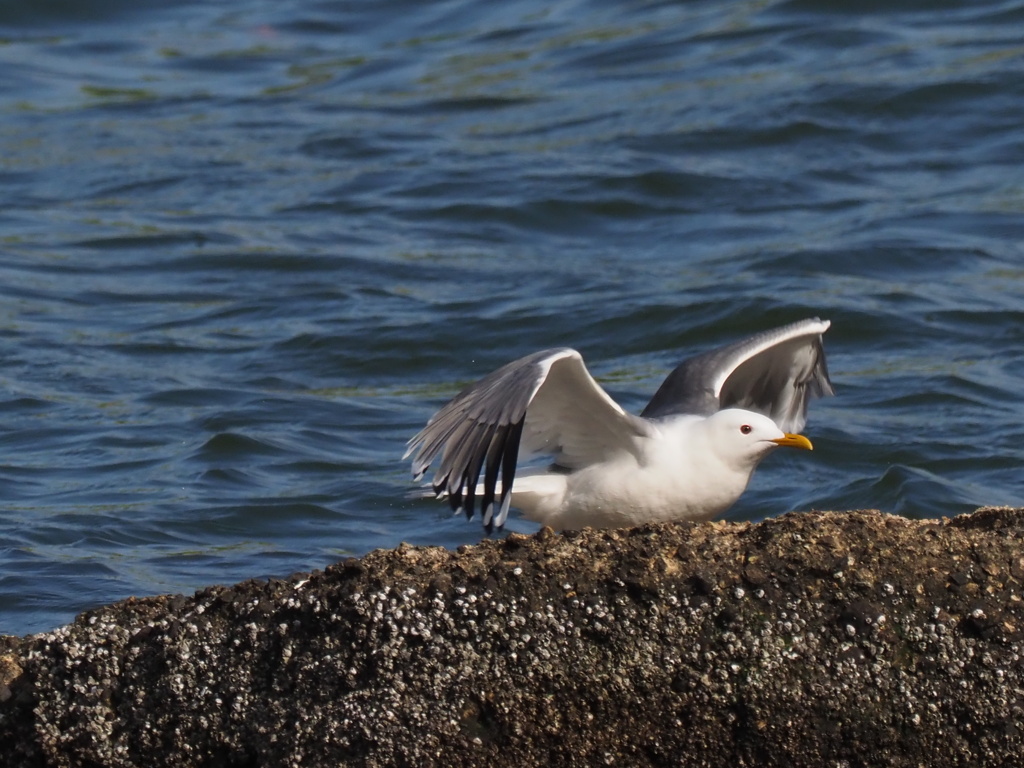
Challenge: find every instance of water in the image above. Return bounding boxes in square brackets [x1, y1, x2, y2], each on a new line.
[1, 0, 1023, 636]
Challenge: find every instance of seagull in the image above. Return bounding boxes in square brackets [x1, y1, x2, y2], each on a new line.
[405, 317, 833, 532]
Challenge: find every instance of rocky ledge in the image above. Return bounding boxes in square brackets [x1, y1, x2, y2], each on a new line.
[3, 507, 1024, 767]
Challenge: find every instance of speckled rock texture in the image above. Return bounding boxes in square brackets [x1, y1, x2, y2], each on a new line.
[3, 507, 1024, 767]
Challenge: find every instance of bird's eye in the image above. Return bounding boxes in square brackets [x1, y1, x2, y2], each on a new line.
[740, 424, 752, 435]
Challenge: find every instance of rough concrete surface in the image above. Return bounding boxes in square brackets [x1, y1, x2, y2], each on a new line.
[3, 507, 1024, 767]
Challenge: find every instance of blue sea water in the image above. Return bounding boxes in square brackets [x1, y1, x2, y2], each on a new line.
[1, 0, 1024, 636]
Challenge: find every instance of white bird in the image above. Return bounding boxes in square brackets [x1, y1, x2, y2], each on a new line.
[406, 317, 834, 532]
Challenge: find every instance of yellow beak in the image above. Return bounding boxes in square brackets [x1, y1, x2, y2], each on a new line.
[771, 433, 813, 451]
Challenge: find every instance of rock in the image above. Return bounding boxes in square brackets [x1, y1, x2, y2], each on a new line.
[2, 508, 1024, 767]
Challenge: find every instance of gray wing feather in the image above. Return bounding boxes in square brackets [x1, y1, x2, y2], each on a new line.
[640, 317, 834, 432]
[406, 348, 650, 531]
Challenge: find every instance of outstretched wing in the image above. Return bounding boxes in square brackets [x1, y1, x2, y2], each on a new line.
[641, 317, 834, 432]
[406, 348, 652, 532]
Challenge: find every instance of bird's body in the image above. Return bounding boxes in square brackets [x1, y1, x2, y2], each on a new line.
[406, 318, 833, 531]
[510, 413, 765, 529]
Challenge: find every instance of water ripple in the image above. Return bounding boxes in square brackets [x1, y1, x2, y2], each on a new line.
[1, 0, 1024, 635]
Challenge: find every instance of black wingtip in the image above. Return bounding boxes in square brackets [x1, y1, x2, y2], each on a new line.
[447, 487, 464, 515]
[482, 502, 495, 535]
[478, 424, 505, 527]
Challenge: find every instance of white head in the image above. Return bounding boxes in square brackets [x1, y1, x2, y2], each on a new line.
[702, 408, 813, 471]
